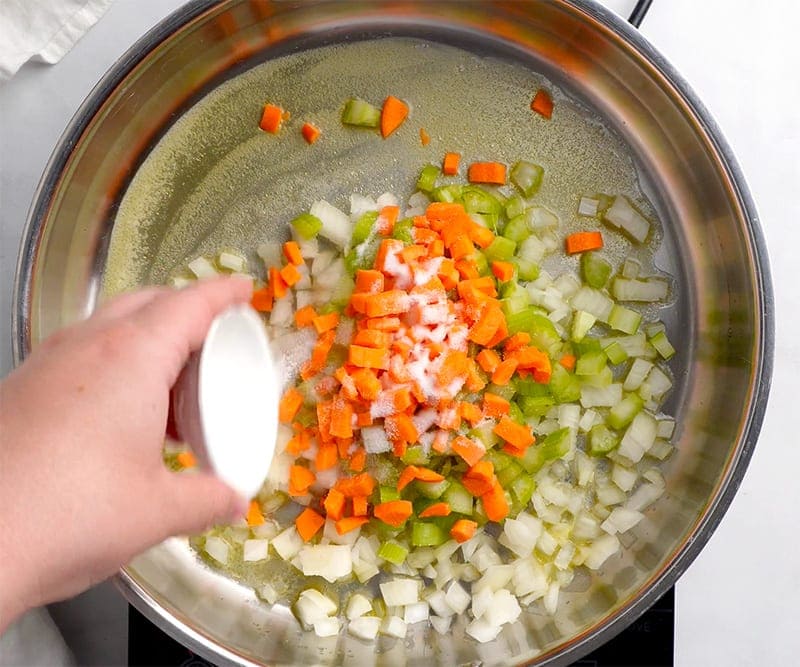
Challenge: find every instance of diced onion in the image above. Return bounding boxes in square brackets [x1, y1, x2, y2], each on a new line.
[243, 539, 269, 562]
[203, 536, 229, 564]
[348, 616, 381, 640]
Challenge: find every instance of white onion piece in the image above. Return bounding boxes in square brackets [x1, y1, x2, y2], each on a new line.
[299, 545, 352, 582]
[203, 536, 229, 564]
[466, 617, 502, 643]
[243, 539, 269, 562]
[484, 589, 522, 627]
[348, 616, 381, 641]
[188, 256, 218, 280]
[403, 601, 429, 625]
[380, 615, 407, 638]
[601, 507, 645, 535]
[603, 196, 650, 243]
[380, 579, 420, 607]
[430, 615, 452, 635]
[310, 200, 351, 248]
[313, 617, 340, 638]
[444, 581, 470, 614]
[346, 594, 372, 620]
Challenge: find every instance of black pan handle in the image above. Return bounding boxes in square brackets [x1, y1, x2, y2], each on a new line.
[628, 0, 653, 27]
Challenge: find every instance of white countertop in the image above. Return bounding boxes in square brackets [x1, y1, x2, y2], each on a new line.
[1, 0, 798, 664]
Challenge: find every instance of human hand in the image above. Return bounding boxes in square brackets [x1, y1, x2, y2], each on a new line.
[0, 277, 253, 631]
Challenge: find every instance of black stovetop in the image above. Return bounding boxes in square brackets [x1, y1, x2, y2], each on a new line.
[128, 586, 673, 667]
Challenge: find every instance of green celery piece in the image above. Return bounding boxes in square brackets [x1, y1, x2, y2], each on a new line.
[471, 250, 490, 277]
[462, 186, 503, 215]
[608, 304, 642, 335]
[573, 338, 602, 355]
[575, 350, 608, 376]
[483, 449, 513, 472]
[510, 161, 544, 197]
[470, 422, 502, 448]
[431, 184, 463, 202]
[416, 165, 441, 193]
[580, 365, 613, 388]
[414, 478, 450, 499]
[372, 598, 387, 618]
[294, 406, 316, 428]
[580, 251, 612, 289]
[549, 364, 582, 403]
[331, 267, 357, 306]
[380, 485, 401, 503]
[352, 211, 378, 246]
[607, 393, 644, 429]
[571, 310, 597, 343]
[504, 308, 535, 336]
[502, 214, 532, 243]
[430, 514, 460, 533]
[401, 446, 430, 466]
[483, 236, 517, 263]
[508, 401, 525, 424]
[511, 474, 535, 507]
[391, 217, 414, 243]
[341, 98, 380, 127]
[443, 481, 473, 515]
[497, 460, 524, 487]
[603, 340, 629, 365]
[528, 314, 562, 356]
[485, 382, 516, 402]
[290, 213, 322, 240]
[518, 394, 554, 417]
[470, 213, 499, 231]
[411, 522, 448, 547]
[587, 424, 620, 456]
[505, 195, 526, 220]
[378, 541, 409, 565]
[520, 427, 572, 473]
[514, 378, 550, 397]
[513, 257, 540, 282]
[650, 330, 676, 360]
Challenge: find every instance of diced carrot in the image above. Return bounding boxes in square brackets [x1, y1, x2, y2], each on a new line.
[323, 488, 346, 520]
[380, 96, 409, 138]
[449, 235, 475, 261]
[413, 227, 440, 245]
[294, 304, 317, 327]
[349, 345, 390, 370]
[393, 440, 407, 458]
[559, 354, 577, 371]
[363, 316, 402, 332]
[425, 202, 469, 229]
[375, 238, 404, 272]
[334, 368, 358, 401]
[335, 472, 376, 497]
[397, 465, 419, 491]
[312, 312, 339, 334]
[365, 290, 408, 317]
[436, 406, 461, 430]
[288, 465, 316, 496]
[353, 329, 391, 348]
[468, 305, 505, 346]
[259, 103, 285, 133]
[565, 231, 604, 255]
[356, 411, 374, 428]
[462, 460, 495, 497]
[482, 479, 510, 522]
[352, 495, 369, 517]
[491, 358, 518, 385]
[315, 443, 338, 471]
[419, 502, 452, 518]
[504, 332, 531, 352]
[349, 293, 369, 314]
[469, 225, 495, 249]
[279, 388, 304, 423]
[302, 330, 336, 379]
[269, 267, 287, 299]
[483, 393, 511, 418]
[301, 122, 321, 144]
[400, 244, 427, 263]
[246, 499, 265, 527]
[283, 241, 304, 266]
[427, 239, 443, 258]
[286, 431, 311, 455]
[432, 429, 449, 453]
[373, 500, 413, 527]
[295, 507, 325, 541]
[250, 287, 274, 313]
[486, 319, 509, 348]
[329, 395, 354, 439]
[442, 152, 461, 176]
[279, 263, 302, 287]
[450, 519, 477, 543]
[419, 128, 431, 146]
[465, 359, 487, 393]
[176, 451, 196, 469]
[493, 415, 535, 449]
[476, 348, 501, 373]
[503, 443, 527, 458]
[455, 259, 480, 280]
[385, 413, 419, 445]
[336, 436, 353, 459]
[335, 516, 369, 535]
[377, 205, 400, 235]
[349, 447, 366, 472]
[316, 400, 333, 442]
[436, 350, 469, 387]
[414, 467, 445, 483]
[458, 402, 483, 426]
[491, 261, 515, 282]
[352, 368, 382, 400]
[393, 387, 414, 412]
[531, 88, 553, 119]
[355, 269, 385, 294]
[315, 376, 339, 396]
[468, 162, 507, 185]
[451, 435, 486, 467]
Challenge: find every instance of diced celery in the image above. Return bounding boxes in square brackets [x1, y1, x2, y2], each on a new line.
[497, 460, 524, 487]
[462, 186, 502, 215]
[483, 236, 517, 263]
[571, 310, 597, 342]
[470, 213, 499, 231]
[580, 365, 613, 388]
[607, 393, 645, 430]
[518, 395, 554, 417]
[295, 406, 316, 428]
[402, 446, 430, 466]
[509, 401, 525, 424]
[505, 195, 526, 220]
[573, 338, 602, 356]
[571, 286, 614, 322]
[411, 522, 448, 547]
[528, 313, 562, 355]
[520, 427, 571, 473]
[510, 161, 544, 197]
[470, 422, 502, 448]
[587, 424, 620, 456]
[444, 481, 473, 515]
[380, 486, 401, 503]
[580, 252, 612, 289]
[505, 309, 536, 335]
[603, 340, 629, 365]
[291, 213, 323, 240]
[649, 331, 676, 360]
[416, 165, 441, 193]
[644, 321, 666, 337]
[415, 479, 450, 499]
[502, 214, 531, 243]
[484, 449, 513, 472]
[608, 304, 642, 334]
[471, 250, 490, 277]
[612, 277, 668, 302]
[621, 258, 641, 279]
[392, 218, 414, 243]
[378, 541, 409, 565]
[352, 211, 378, 246]
[431, 184, 463, 202]
[549, 364, 582, 403]
[511, 474, 535, 507]
[430, 514, 460, 533]
[513, 257, 540, 282]
[342, 98, 381, 127]
[514, 378, 550, 397]
[575, 351, 608, 376]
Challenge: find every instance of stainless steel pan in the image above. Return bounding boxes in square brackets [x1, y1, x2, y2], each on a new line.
[12, 1, 773, 665]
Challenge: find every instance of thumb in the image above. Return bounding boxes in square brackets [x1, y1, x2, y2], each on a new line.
[161, 472, 249, 537]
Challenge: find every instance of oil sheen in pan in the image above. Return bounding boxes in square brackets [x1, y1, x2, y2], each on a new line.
[104, 37, 664, 299]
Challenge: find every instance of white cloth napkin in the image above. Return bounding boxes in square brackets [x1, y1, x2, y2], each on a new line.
[0, 0, 114, 82]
